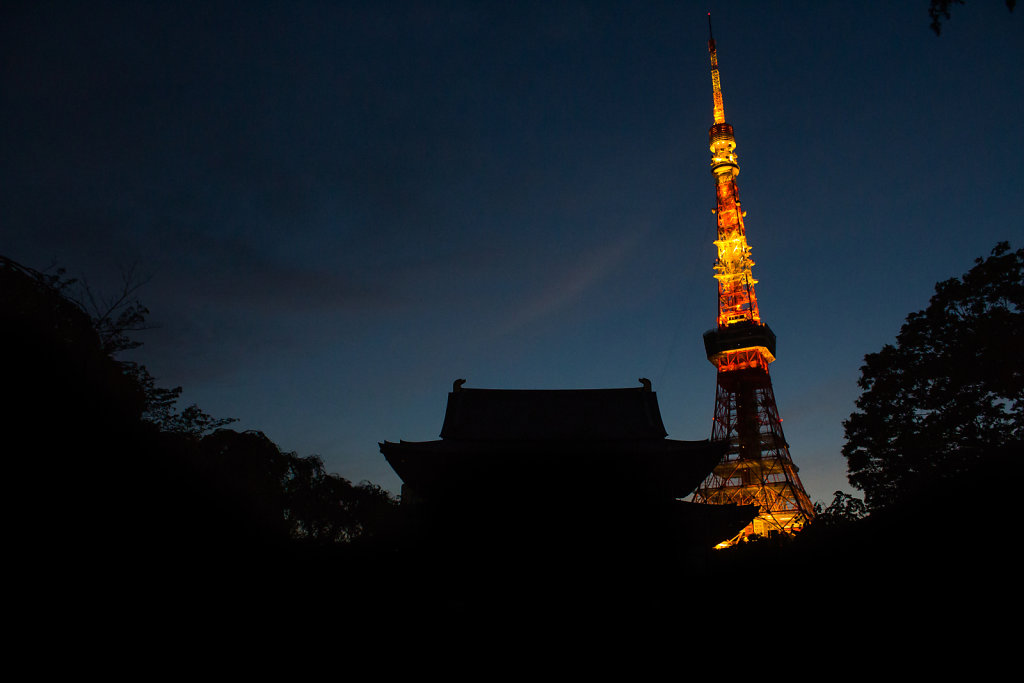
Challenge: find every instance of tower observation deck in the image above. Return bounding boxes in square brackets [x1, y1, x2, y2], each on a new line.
[691, 17, 815, 546]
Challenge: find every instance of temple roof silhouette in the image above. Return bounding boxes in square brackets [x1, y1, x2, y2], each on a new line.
[438, 386, 668, 441]
[381, 381, 734, 502]
[379, 380, 758, 551]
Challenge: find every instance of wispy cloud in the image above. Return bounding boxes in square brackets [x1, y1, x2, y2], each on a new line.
[490, 230, 642, 338]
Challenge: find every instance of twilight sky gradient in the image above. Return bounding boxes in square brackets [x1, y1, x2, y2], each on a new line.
[3, 2, 1021, 501]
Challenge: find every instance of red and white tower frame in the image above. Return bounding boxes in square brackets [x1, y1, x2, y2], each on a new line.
[691, 18, 815, 546]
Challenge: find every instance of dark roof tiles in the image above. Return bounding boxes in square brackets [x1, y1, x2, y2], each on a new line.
[439, 387, 668, 441]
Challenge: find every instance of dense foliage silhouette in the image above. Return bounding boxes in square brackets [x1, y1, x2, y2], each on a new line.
[842, 242, 1023, 509]
[928, 0, 1017, 35]
[811, 490, 869, 527]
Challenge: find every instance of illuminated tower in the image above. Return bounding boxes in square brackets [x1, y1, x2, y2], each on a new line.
[692, 17, 815, 546]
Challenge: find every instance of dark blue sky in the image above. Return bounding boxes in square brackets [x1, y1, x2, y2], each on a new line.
[3, 2, 1021, 501]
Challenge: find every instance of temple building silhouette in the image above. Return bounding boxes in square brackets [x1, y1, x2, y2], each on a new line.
[380, 380, 756, 558]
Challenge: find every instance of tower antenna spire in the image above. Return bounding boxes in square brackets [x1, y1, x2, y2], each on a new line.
[707, 13, 725, 125]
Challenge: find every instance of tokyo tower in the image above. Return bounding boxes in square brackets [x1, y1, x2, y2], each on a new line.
[691, 17, 815, 546]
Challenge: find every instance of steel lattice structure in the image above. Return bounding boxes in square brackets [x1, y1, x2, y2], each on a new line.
[691, 17, 815, 546]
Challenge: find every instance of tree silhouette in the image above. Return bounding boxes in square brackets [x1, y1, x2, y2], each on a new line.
[842, 242, 1023, 509]
[189, 429, 399, 545]
[812, 491, 868, 527]
[127, 362, 237, 436]
[284, 454, 399, 543]
[69, 264, 237, 436]
[928, 0, 1017, 35]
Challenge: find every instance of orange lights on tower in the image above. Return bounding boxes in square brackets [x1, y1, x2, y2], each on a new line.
[692, 18, 815, 546]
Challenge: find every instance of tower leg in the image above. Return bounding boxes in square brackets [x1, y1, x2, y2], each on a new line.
[696, 368, 814, 546]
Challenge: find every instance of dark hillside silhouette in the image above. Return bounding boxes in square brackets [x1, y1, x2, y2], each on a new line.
[1, 256, 398, 596]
